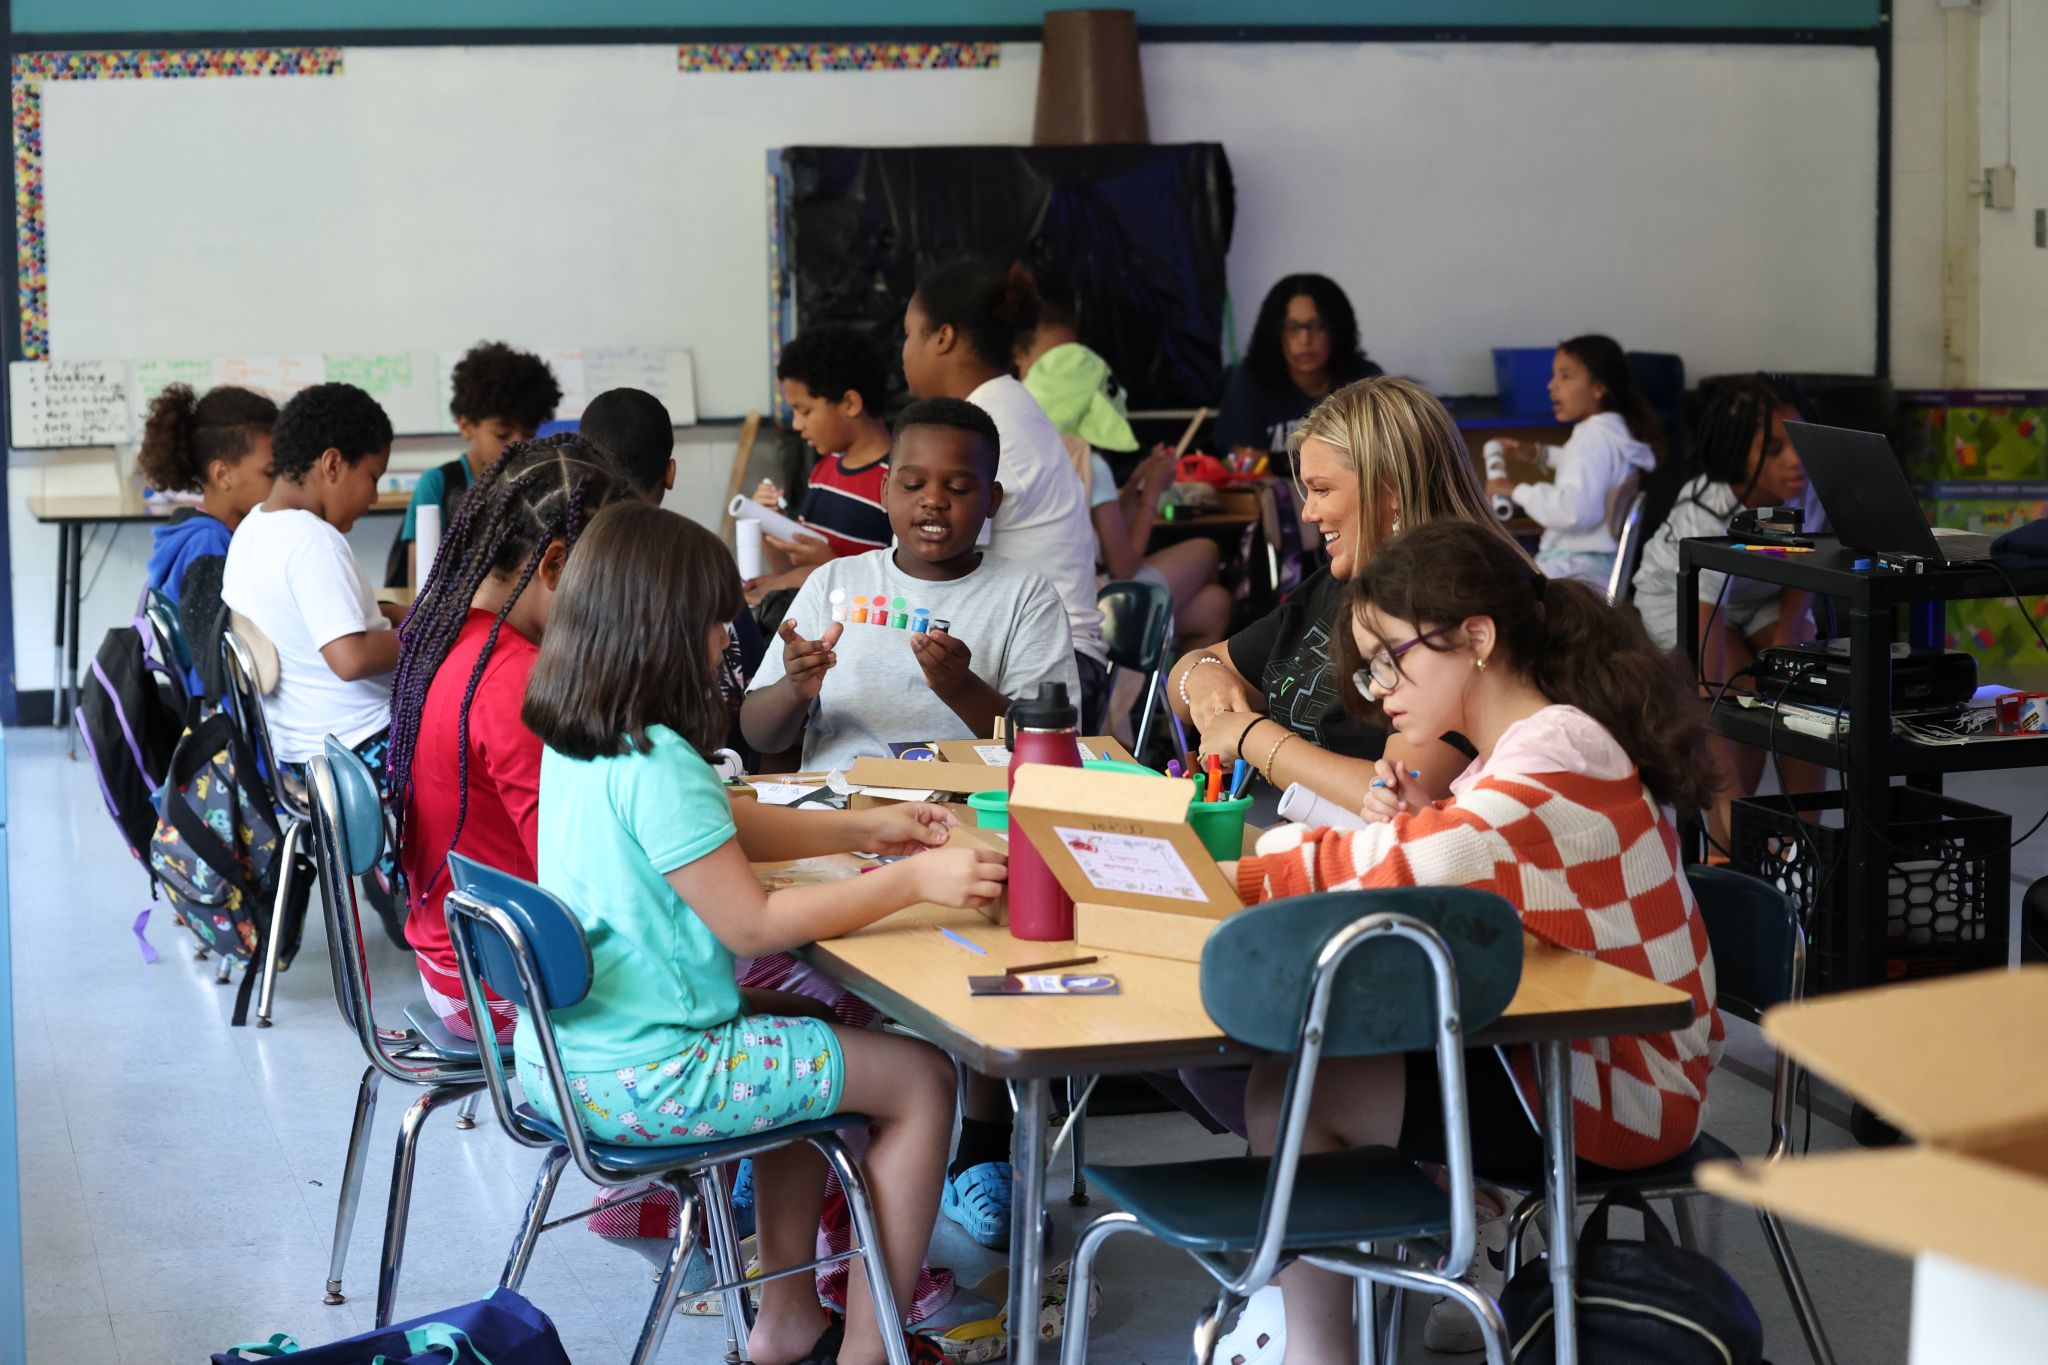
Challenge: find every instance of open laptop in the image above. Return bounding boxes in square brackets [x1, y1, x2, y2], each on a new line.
[1785, 420, 1991, 563]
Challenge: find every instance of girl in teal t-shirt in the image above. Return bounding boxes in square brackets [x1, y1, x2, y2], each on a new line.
[522, 500, 1006, 1365]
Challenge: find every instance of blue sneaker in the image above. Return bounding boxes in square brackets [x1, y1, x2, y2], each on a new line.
[941, 1161, 1014, 1250]
[730, 1158, 756, 1241]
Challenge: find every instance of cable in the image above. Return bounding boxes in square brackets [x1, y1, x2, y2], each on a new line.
[1987, 562, 2048, 659]
[76, 526, 121, 605]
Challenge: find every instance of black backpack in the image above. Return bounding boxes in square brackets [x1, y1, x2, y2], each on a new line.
[76, 604, 191, 869]
[1503, 1189, 1766, 1364]
[148, 711, 302, 1025]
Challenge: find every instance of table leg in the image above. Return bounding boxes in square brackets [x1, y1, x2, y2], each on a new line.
[50, 524, 68, 733]
[1538, 1039, 1580, 1365]
[1010, 1078, 1050, 1365]
[65, 522, 84, 758]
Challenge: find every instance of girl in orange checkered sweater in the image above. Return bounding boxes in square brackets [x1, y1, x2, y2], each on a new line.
[1226, 519, 1724, 1363]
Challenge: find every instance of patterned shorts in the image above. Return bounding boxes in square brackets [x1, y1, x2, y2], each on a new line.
[523, 1012, 844, 1146]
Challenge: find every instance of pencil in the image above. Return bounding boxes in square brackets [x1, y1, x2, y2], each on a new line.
[1005, 955, 1099, 975]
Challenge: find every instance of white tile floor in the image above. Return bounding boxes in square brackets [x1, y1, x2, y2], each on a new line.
[15, 723, 2043, 1364]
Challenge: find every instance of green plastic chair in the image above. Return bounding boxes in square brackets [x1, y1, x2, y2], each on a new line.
[1060, 886, 1524, 1365]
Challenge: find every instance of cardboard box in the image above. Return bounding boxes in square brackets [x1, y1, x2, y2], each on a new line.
[1006, 764, 1239, 962]
[944, 824, 1009, 926]
[1699, 967, 2048, 1357]
[932, 736, 1139, 768]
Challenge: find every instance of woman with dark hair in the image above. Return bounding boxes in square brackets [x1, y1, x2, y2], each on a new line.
[1214, 273, 1382, 470]
[1225, 519, 1723, 1360]
[1486, 333, 1662, 587]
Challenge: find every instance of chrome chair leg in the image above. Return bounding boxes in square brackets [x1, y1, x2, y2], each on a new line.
[1061, 1212, 1141, 1365]
[630, 1179, 700, 1365]
[1503, 1193, 1546, 1277]
[325, 1066, 381, 1305]
[216, 954, 234, 984]
[1191, 1288, 1243, 1365]
[698, 1163, 756, 1359]
[374, 1085, 458, 1327]
[1067, 1076, 1089, 1206]
[1133, 666, 1161, 757]
[819, 1135, 911, 1365]
[1760, 1209, 1837, 1365]
[454, 1093, 479, 1130]
[1428, 1273, 1512, 1365]
[1382, 1244, 1408, 1363]
[1671, 1194, 1699, 1250]
[1356, 1268, 1381, 1365]
[501, 1145, 571, 1291]
[257, 817, 304, 1027]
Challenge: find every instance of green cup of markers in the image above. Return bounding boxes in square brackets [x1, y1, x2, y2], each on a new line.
[1186, 793, 1253, 862]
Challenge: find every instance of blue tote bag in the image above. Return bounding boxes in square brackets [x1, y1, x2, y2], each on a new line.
[213, 1289, 569, 1365]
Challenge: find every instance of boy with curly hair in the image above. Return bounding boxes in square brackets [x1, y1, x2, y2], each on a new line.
[386, 340, 561, 587]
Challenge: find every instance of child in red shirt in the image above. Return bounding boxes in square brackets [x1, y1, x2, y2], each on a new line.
[388, 436, 641, 1039]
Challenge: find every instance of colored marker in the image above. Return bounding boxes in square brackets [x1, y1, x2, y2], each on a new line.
[1166, 759, 1184, 780]
[1369, 767, 1423, 790]
[1205, 755, 1222, 803]
[1228, 759, 1250, 800]
[938, 926, 987, 955]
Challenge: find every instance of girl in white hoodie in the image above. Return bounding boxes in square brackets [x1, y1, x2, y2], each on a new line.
[1486, 333, 1661, 589]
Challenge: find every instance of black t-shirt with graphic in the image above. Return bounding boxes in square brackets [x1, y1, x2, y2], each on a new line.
[1225, 567, 1387, 760]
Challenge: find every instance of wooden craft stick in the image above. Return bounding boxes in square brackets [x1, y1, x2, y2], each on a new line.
[719, 410, 764, 541]
[1173, 407, 1212, 459]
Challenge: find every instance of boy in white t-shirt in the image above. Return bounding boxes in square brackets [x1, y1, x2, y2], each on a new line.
[222, 382, 400, 770]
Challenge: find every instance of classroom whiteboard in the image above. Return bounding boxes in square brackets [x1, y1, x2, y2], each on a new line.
[33, 40, 1878, 415]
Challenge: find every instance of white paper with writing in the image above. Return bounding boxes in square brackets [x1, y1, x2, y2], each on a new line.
[9, 360, 131, 447]
[1053, 826, 1205, 902]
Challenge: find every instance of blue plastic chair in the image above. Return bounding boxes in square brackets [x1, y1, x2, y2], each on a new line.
[220, 629, 312, 1022]
[442, 852, 912, 1365]
[1492, 866, 1836, 1364]
[1096, 577, 1189, 759]
[1061, 887, 1525, 1365]
[307, 739, 500, 1326]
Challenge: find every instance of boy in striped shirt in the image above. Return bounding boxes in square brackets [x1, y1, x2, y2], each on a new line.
[748, 326, 894, 600]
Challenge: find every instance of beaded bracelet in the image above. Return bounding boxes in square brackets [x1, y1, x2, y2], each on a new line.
[1178, 655, 1226, 710]
[1260, 724, 1297, 778]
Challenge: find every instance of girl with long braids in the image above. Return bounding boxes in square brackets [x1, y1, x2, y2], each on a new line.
[388, 434, 640, 1040]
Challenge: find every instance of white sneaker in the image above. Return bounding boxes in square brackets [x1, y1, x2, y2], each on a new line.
[1215, 1284, 1287, 1365]
[1421, 1192, 1513, 1353]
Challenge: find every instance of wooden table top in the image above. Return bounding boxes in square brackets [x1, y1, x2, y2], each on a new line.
[29, 490, 410, 522]
[790, 857, 1695, 1080]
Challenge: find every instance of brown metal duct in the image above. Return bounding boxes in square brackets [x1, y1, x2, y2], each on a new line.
[1033, 8, 1150, 146]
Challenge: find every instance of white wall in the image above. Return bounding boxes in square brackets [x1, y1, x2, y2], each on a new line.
[1890, 0, 1950, 387]
[1977, 0, 2048, 387]
[9, 35, 1898, 701]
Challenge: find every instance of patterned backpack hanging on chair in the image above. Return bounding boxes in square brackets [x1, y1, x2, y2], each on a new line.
[149, 709, 286, 1007]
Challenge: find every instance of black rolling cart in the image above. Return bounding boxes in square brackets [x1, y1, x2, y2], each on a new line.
[1679, 536, 2048, 997]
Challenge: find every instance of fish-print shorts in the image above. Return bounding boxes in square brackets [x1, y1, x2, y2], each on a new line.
[522, 1012, 845, 1145]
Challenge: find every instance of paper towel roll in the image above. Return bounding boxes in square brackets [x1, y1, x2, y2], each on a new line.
[415, 502, 442, 588]
[735, 520, 764, 580]
[1276, 782, 1371, 830]
[728, 494, 826, 543]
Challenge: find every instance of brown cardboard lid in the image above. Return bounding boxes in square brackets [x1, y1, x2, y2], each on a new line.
[845, 756, 1009, 795]
[1699, 1145, 2048, 1294]
[1762, 968, 2048, 1145]
[932, 736, 1140, 768]
[1008, 763, 1241, 918]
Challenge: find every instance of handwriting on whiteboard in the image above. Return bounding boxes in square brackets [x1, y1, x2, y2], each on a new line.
[8, 360, 130, 448]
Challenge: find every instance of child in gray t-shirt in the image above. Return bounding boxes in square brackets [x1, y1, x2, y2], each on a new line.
[742, 398, 1078, 773]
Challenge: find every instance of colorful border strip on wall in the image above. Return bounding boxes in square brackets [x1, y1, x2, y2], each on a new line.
[12, 48, 344, 359]
[679, 42, 999, 73]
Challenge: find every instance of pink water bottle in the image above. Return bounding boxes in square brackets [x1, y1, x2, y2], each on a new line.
[1007, 681, 1082, 941]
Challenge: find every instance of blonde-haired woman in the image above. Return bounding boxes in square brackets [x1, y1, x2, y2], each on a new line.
[1169, 376, 1511, 811]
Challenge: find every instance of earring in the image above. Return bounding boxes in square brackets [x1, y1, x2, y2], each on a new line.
[1475, 656, 1487, 672]
[1391, 513, 1401, 535]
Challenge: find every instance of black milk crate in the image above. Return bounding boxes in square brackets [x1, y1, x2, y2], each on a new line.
[1730, 786, 2009, 995]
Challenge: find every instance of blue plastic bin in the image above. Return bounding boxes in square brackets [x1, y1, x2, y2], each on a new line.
[1492, 348, 1557, 417]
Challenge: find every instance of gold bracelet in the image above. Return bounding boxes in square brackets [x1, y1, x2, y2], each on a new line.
[1260, 724, 1296, 778]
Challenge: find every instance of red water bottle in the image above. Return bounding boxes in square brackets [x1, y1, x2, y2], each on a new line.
[1006, 681, 1082, 941]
